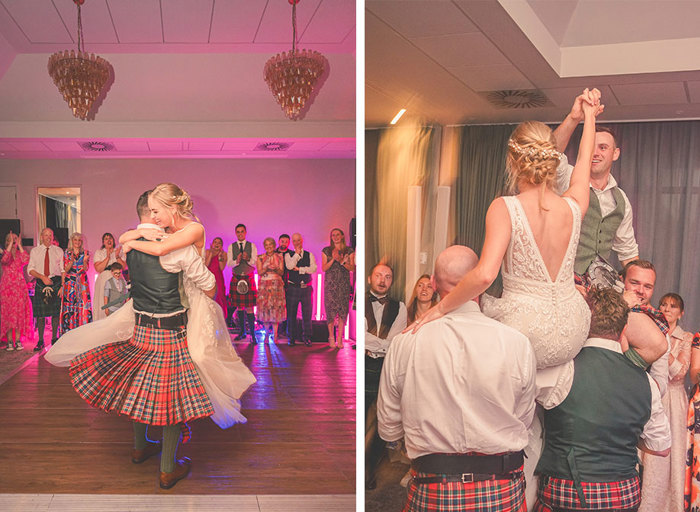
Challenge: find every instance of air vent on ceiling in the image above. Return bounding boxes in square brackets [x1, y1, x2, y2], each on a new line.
[254, 142, 292, 152]
[80, 141, 115, 152]
[484, 89, 550, 109]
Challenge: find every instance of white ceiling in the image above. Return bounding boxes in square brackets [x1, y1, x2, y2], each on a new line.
[0, 0, 356, 159]
[366, 0, 700, 127]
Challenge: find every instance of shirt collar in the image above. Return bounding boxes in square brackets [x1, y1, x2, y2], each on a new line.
[591, 173, 618, 193]
[670, 324, 688, 340]
[583, 337, 623, 354]
[137, 223, 162, 230]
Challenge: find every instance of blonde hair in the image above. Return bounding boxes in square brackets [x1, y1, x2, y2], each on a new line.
[149, 183, 195, 220]
[263, 237, 276, 248]
[68, 232, 85, 252]
[506, 121, 561, 198]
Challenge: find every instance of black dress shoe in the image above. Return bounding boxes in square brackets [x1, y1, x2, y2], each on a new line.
[33, 342, 45, 352]
[287, 340, 296, 346]
[303, 339, 312, 346]
[234, 334, 245, 341]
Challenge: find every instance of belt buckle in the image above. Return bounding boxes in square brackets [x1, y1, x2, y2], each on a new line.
[461, 473, 474, 484]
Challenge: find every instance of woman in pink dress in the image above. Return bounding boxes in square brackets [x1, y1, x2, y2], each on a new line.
[205, 237, 228, 315]
[0, 233, 32, 350]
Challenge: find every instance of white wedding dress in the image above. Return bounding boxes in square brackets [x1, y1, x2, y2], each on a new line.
[46, 243, 256, 429]
[481, 195, 591, 511]
[481, 195, 590, 370]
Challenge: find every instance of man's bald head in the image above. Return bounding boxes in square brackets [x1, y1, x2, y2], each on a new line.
[433, 245, 478, 298]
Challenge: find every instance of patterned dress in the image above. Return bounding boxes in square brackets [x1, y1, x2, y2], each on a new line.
[60, 250, 92, 333]
[684, 332, 700, 511]
[322, 246, 354, 321]
[0, 250, 32, 337]
[256, 252, 286, 323]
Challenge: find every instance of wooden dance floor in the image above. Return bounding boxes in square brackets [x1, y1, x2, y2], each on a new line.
[0, 340, 356, 497]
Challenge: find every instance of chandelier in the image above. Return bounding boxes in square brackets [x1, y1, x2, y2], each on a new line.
[48, 0, 111, 120]
[263, 0, 328, 121]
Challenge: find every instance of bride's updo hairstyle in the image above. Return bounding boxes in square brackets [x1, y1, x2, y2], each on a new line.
[505, 121, 561, 195]
[149, 183, 195, 220]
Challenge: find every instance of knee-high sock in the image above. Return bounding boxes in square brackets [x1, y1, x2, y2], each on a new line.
[237, 310, 246, 335]
[161, 424, 181, 473]
[133, 422, 149, 450]
[37, 318, 45, 342]
[51, 315, 59, 341]
[247, 313, 256, 338]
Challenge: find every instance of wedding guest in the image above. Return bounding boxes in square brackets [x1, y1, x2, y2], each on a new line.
[92, 232, 126, 321]
[406, 274, 438, 325]
[321, 228, 355, 348]
[1, 233, 32, 350]
[227, 224, 257, 342]
[102, 263, 128, 316]
[60, 232, 93, 333]
[638, 293, 691, 511]
[27, 228, 63, 351]
[205, 237, 228, 315]
[685, 332, 700, 509]
[256, 237, 286, 343]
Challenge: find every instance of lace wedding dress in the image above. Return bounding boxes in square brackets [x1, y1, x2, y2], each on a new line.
[46, 243, 256, 429]
[481, 195, 590, 370]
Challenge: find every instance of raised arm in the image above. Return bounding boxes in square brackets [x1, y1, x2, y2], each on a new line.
[409, 198, 512, 332]
[562, 88, 601, 216]
[122, 223, 204, 257]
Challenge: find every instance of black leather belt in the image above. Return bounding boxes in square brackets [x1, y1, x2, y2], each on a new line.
[412, 451, 524, 476]
[135, 311, 187, 330]
[412, 469, 523, 485]
[287, 282, 310, 288]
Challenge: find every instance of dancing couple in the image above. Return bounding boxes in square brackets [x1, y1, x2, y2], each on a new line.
[46, 183, 255, 489]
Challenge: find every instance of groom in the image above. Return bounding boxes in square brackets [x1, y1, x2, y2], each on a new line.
[126, 190, 217, 489]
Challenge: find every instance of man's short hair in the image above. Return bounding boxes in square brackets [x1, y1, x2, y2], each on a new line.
[621, 259, 656, 281]
[369, 261, 393, 276]
[236, 223, 246, 231]
[109, 262, 123, 271]
[596, 126, 619, 148]
[279, 234, 290, 240]
[587, 286, 629, 340]
[136, 190, 151, 219]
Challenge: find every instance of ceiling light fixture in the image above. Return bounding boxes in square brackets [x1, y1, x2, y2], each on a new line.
[264, 0, 328, 121]
[48, 0, 112, 120]
[390, 109, 407, 125]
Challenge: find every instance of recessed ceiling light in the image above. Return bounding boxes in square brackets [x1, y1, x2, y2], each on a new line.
[390, 109, 406, 125]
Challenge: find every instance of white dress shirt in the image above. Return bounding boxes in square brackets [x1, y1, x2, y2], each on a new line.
[365, 293, 407, 355]
[378, 301, 537, 459]
[227, 240, 258, 273]
[28, 243, 64, 278]
[537, 337, 671, 452]
[284, 250, 317, 274]
[554, 154, 639, 262]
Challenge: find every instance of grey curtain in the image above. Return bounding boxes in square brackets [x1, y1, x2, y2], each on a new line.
[565, 121, 700, 328]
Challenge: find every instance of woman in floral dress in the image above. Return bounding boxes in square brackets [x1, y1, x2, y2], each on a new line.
[0, 233, 32, 350]
[60, 232, 92, 333]
[255, 237, 285, 343]
[321, 228, 355, 348]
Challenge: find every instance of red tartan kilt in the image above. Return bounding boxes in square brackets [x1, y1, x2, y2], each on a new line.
[228, 275, 257, 308]
[69, 323, 214, 425]
[534, 475, 641, 511]
[404, 468, 527, 512]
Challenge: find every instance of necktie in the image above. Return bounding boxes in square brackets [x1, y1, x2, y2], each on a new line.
[239, 243, 244, 253]
[370, 295, 388, 305]
[43, 247, 50, 276]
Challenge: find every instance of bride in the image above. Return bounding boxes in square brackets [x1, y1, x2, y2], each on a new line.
[46, 183, 255, 430]
[412, 88, 602, 370]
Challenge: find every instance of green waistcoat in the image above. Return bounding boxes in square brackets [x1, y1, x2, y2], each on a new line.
[574, 187, 626, 275]
[536, 346, 651, 496]
[126, 241, 183, 314]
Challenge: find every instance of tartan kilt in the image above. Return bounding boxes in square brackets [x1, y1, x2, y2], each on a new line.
[69, 323, 214, 425]
[534, 475, 641, 511]
[32, 277, 61, 318]
[404, 468, 527, 512]
[228, 274, 257, 309]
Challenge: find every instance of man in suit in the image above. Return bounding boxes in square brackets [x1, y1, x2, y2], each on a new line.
[284, 233, 317, 346]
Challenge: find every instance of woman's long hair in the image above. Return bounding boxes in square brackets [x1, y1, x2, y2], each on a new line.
[407, 274, 438, 324]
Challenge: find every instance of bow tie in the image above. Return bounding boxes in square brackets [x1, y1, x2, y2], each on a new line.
[370, 295, 388, 305]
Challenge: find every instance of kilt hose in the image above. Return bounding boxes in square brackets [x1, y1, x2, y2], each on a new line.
[404, 468, 527, 512]
[533, 475, 641, 512]
[228, 274, 257, 309]
[32, 276, 62, 318]
[69, 322, 214, 427]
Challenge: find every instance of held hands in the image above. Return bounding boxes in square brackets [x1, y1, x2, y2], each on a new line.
[580, 88, 603, 118]
[570, 88, 605, 121]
